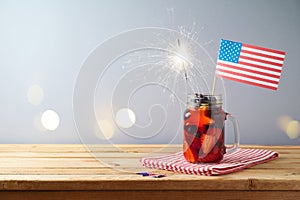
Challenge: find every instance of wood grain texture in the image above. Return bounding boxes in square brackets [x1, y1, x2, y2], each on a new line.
[0, 191, 299, 200]
[0, 144, 299, 199]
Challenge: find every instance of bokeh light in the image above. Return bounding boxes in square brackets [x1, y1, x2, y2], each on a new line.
[27, 84, 44, 106]
[115, 108, 136, 128]
[277, 115, 300, 139]
[277, 115, 293, 130]
[286, 120, 300, 139]
[34, 112, 47, 132]
[41, 110, 60, 131]
[97, 120, 114, 140]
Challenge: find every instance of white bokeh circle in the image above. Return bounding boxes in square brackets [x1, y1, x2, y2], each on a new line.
[41, 109, 60, 131]
[115, 108, 136, 129]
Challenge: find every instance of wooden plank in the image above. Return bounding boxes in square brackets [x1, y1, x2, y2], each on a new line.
[2, 157, 294, 169]
[0, 191, 299, 200]
[0, 144, 299, 193]
[0, 168, 121, 175]
[0, 171, 299, 191]
[0, 152, 299, 159]
[0, 144, 298, 152]
[0, 144, 180, 153]
[0, 167, 297, 176]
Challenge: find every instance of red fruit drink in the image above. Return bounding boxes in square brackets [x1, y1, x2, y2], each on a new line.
[183, 94, 227, 163]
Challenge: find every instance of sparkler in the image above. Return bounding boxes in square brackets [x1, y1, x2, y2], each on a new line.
[175, 38, 217, 95]
[177, 39, 188, 81]
[121, 27, 213, 98]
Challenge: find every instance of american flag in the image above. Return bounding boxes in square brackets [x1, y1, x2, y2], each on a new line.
[216, 39, 286, 90]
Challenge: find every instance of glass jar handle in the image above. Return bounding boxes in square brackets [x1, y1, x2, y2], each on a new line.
[225, 113, 240, 154]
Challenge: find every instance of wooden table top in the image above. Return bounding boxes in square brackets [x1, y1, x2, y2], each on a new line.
[0, 144, 299, 199]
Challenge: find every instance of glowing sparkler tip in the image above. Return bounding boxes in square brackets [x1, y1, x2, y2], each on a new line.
[176, 39, 188, 81]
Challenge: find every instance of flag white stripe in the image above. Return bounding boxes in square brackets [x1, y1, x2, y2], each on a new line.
[217, 60, 281, 76]
[242, 46, 285, 58]
[216, 65, 280, 81]
[240, 52, 284, 64]
[238, 58, 282, 70]
[216, 71, 278, 88]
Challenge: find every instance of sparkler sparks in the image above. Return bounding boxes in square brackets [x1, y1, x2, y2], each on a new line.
[164, 36, 194, 86]
[119, 27, 214, 99]
[176, 39, 188, 81]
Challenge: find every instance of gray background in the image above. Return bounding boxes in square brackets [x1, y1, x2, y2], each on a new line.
[0, 0, 299, 145]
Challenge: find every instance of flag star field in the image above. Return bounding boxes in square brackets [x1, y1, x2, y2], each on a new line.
[218, 39, 242, 63]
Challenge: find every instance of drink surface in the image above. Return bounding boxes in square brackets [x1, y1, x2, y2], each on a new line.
[183, 97, 226, 163]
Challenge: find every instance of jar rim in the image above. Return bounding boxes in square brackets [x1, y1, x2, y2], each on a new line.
[187, 93, 222, 97]
[187, 93, 222, 107]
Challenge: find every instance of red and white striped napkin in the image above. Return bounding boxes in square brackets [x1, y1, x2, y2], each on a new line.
[141, 148, 278, 176]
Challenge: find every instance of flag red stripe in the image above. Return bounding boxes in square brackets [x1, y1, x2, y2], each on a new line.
[241, 49, 284, 61]
[216, 68, 279, 85]
[239, 55, 283, 67]
[238, 61, 282, 73]
[243, 43, 286, 55]
[217, 62, 281, 79]
[216, 74, 278, 90]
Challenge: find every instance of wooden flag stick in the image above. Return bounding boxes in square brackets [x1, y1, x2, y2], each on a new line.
[212, 74, 217, 95]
